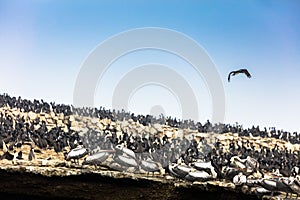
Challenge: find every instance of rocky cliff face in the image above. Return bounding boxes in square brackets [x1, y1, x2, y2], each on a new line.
[0, 94, 297, 199]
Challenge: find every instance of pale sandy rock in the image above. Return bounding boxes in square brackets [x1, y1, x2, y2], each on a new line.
[68, 115, 75, 122]
[46, 124, 55, 131]
[62, 126, 68, 133]
[120, 120, 129, 128]
[102, 118, 111, 126]
[149, 127, 157, 135]
[12, 109, 20, 116]
[143, 126, 150, 134]
[40, 116, 46, 122]
[50, 111, 55, 118]
[110, 121, 117, 127]
[28, 111, 37, 120]
[137, 126, 145, 134]
[56, 120, 63, 126]
[96, 122, 104, 130]
[46, 118, 54, 124]
[58, 113, 64, 120]
[34, 124, 41, 130]
[91, 118, 98, 124]
[164, 130, 173, 138]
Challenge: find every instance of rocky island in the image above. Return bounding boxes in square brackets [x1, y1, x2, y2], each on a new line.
[0, 93, 299, 200]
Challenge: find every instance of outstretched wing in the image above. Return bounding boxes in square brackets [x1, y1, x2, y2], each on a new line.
[228, 71, 234, 82]
[240, 69, 251, 78]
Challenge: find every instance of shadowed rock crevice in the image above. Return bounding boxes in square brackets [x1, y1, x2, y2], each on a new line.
[0, 170, 259, 200]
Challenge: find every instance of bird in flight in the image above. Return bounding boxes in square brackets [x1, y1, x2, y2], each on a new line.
[228, 69, 251, 82]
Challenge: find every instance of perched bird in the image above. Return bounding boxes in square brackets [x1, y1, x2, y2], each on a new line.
[228, 69, 251, 82]
[1, 151, 14, 160]
[115, 144, 136, 159]
[260, 179, 281, 197]
[114, 154, 138, 168]
[83, 150, 115, 166]
[65, 146, 89, 164]
[140, 159, 161, 173]
[174, 164, 195, 177]
[185, 170, 212, 182]
[2, 141, 8, 153]
[17, 151, 23, 160]
[168, 163, 195, 178]
[28, 146, 35, 161]
[1, 141, 14, 161]
[233, 172, 247, 186]
[282, 177, 300, 198]
[13, 150, 18, 161]
[223, 167, 242, 181]
[276, 178, 294, 199]
[230, 156, 259, 172]
[168, 163, 182, 178]
[193, 161, 218, 178]
[245, 156, 260, 171]
[254, 187, 272, 197]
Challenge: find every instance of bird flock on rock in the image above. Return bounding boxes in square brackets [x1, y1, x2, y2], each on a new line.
[1, 93, 300, 199]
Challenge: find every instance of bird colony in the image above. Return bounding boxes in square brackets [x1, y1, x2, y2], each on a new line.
[1, 93, 300, 199]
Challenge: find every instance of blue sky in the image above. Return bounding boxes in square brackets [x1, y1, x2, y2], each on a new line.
[0, 1, 300, 132]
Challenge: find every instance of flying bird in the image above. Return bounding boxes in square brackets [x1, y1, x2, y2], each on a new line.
[228, 69, 251, 82]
